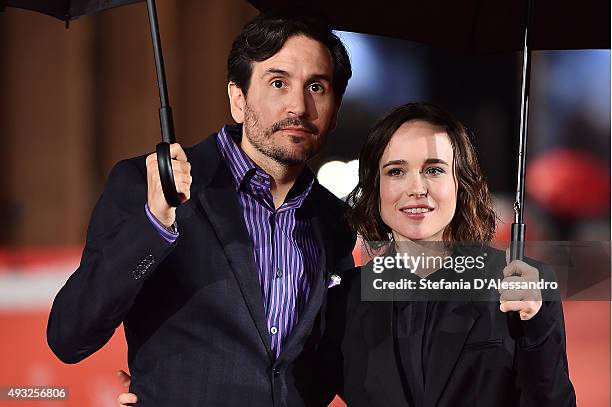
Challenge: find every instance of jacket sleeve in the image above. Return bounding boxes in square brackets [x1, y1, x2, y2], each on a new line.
[515, 264, 577, 406]
[47, 158, 176, 363]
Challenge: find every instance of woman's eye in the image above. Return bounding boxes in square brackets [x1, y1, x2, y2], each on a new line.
[387, 168, 403, 176]
[271, 80, 285, 89]
[425, 167, 445, 176]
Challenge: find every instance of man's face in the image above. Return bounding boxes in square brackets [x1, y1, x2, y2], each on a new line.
[229, 35, 339, 166]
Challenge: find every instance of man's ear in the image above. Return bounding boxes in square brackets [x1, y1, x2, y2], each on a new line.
[228, 82, 246, 123]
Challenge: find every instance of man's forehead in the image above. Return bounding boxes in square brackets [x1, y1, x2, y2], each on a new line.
[253, 35, 333, 75]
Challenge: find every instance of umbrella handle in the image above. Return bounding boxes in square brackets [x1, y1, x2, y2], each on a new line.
[510, 223, 525, 261]
[506, 222, 526, 338]
[156, 142, 182, 207]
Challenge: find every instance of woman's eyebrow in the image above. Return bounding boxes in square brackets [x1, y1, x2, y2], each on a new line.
[381, 159, 407, 168]
[424, 158, 450, 166]
[381, 158, 450, 168]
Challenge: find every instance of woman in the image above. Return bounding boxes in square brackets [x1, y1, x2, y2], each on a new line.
[320, 102, 575, 407]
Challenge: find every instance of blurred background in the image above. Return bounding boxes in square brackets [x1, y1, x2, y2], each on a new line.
[0, 0, 609, 405]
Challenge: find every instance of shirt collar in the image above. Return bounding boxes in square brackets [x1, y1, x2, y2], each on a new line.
[216, 124, 316, 202]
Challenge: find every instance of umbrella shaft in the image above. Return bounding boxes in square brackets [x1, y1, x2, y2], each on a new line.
[146, 0, 175, 144]
[514, 0, 533, 226]
[146, 0, 170, 109]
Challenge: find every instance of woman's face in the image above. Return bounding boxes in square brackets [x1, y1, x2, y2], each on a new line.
[379, 120, 457, 242]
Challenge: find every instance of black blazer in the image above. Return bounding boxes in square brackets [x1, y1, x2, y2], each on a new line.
[47, 134, 355, 407]
[319, 247, 576, 407]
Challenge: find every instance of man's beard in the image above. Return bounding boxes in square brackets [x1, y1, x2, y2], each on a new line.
[243, 103, 319, 166]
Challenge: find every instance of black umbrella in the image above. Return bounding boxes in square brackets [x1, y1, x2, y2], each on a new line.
[249, 0, 610, 262]
[2, 0, 183, 207]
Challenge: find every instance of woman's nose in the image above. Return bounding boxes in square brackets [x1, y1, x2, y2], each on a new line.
[405, 173, 427, 197]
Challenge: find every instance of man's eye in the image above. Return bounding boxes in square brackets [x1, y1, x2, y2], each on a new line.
[387, 168, 403, 176]
[271, 80, 285, 89]
[309, 83, 324, 93]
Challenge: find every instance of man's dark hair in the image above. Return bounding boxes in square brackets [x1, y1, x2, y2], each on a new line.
[228, 11, 352, 99]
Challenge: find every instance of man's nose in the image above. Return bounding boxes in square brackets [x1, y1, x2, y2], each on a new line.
[286, 88, 308, 117]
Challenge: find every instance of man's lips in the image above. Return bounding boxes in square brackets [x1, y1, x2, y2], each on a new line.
[278, 127, 314, 135]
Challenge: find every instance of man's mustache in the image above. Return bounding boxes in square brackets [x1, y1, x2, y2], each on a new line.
[269, 117, 318, 135]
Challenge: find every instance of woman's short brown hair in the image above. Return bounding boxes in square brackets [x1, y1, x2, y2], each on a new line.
[347, 102, 496, 246]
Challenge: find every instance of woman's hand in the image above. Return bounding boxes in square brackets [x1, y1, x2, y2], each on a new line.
[498, 259, 543, 320]
[116, 370, 138, 406]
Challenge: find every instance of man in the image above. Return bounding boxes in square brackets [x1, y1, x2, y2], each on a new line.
[47, 11, 355, 407]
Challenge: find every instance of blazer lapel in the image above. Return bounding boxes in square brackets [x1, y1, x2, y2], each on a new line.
[362, 300, 410, 407]
[192, 138, 273, 361]
[423, 301, 479, 407]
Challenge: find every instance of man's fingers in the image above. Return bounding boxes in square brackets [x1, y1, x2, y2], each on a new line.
[171, 160, 191, 176]
[117, 392, 138, 406]
[146, 153, 156, 165]
[169, 143, 187, 161]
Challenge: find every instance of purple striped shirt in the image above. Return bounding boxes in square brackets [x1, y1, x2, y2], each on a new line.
[145, 203, 179, 244]
[217, 124, 320, 356]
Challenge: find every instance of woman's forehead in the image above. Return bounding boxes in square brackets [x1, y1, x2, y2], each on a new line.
[381, 120, 453, 163]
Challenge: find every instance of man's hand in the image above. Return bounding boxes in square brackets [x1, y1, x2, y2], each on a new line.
[116, 370, 138, 406]
[146, 143, 192, 227]
[498, 259, 543, 320]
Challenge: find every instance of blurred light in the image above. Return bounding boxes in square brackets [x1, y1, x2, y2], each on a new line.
[334, 31, 426, 108]
[317, 159, 359, 199]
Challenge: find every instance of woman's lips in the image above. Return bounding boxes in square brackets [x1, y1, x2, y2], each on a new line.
[399, 206, 434, 219]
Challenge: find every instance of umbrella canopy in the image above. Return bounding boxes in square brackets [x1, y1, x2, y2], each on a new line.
[2, 0, 142, 21]
[2, 0, 182, 207]
[248, 0, 610, 53]
[248, 0, 609, 261]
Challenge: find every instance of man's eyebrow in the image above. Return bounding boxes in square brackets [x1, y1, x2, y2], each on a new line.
[262, 68, 289, 78]
[309, 73, 332, 83]
[381, 158, 450, 168]
[260, 69, 332, 83]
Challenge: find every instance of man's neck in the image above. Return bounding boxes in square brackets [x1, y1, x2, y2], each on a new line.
[240, 138, 305, 209]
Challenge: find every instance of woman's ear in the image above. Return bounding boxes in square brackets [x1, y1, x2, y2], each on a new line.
[228, 82, 246, 123]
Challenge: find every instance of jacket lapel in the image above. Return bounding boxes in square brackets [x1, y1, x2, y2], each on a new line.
[423, 301, 479, 407]
[191, 136, 273, 361]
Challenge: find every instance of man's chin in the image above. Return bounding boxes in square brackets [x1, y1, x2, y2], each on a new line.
[274, 154, 309, 166]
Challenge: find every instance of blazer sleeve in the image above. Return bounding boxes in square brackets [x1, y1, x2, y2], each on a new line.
[47, 158, 176, 364]
[515, 265, 577, 406]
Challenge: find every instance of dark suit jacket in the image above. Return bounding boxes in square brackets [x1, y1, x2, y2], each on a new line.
[319, 247, 576, 407]
[47, 134, 355, 407]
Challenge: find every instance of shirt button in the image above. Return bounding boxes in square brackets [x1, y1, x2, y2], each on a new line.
[270, 326, 278, 335]
[255, 175, 264, 183]
[276, 269, 283, 278]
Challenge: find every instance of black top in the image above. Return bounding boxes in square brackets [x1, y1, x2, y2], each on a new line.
[393, 267, 458, 407]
